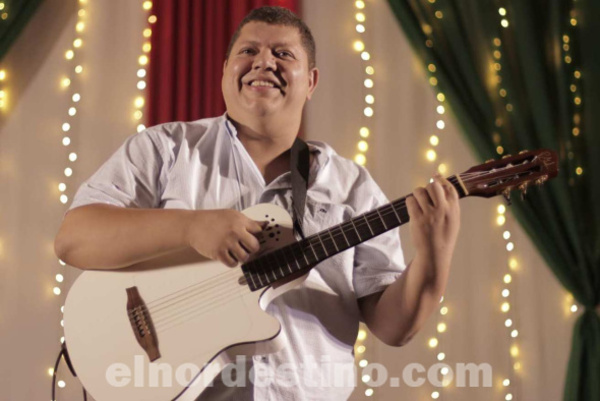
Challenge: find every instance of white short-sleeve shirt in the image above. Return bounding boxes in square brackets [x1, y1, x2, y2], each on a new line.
[69, 114, 405, 400]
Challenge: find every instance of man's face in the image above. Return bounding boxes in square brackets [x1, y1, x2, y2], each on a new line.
[222, 21, 318, 123]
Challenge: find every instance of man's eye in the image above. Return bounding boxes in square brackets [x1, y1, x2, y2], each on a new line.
[240, 48, 255, 54]
[277, 51, 292, 58]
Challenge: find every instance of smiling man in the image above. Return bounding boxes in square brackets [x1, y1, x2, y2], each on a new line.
[55, 6, 460, 400]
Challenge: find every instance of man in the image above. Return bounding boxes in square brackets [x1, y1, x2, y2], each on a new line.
[54, 6, 460, 400]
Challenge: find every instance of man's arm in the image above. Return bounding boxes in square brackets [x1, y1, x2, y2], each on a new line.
[54, 204, 264, 270]
[358, 175, 460, 346]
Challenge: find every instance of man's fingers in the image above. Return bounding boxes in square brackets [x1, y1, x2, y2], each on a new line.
[247, 219, 268, 234]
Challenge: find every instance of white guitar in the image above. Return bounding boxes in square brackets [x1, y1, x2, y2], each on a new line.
[63, 150, 558, 400]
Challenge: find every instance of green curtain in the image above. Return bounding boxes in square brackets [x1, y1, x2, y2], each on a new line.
[0, 0, 45, 61]
[386, 0, 600, 399]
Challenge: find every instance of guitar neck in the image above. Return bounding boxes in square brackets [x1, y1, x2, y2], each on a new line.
[242, 175, 467, 291]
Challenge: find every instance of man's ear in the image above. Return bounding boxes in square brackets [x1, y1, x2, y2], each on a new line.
[223, 59, 228, 72]
[306, 67, 319, 100]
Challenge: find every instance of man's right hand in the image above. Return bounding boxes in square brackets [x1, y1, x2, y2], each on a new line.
[185, 210, 265, 267]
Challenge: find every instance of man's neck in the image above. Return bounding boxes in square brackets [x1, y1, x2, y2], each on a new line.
[229, 115, 300, 184]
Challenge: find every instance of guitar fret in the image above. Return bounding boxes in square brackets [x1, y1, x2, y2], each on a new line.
[376, 208, 388, 230]
[328, 230, 340, 252]
[391, 202, 402, 223]
[338, 225, 351, 247]
[363, 215, 375, 236]
[350, 219, 362, 241]
[317, 233, 329, 256]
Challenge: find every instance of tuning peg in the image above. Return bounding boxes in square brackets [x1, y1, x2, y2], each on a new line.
[502, 189, 512, 205]
[486, 158, 495, 163]
[535, 175, 548, 186]
[518, 182, 528, 200]
[519, 150, 529, 155]
[502, 154, 512, 159]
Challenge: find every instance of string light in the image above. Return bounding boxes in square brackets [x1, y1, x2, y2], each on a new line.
[51, 0, 90, 390]
[0, 69, 7, 110]
[133, 2, 153, 133]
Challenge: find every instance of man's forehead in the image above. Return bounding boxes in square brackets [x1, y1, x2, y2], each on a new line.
[235, 22, 302, 46]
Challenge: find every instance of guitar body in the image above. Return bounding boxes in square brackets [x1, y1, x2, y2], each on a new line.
[63, 204, 304, 401]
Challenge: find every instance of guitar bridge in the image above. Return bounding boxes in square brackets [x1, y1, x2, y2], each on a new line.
[126, 286, 161, 361]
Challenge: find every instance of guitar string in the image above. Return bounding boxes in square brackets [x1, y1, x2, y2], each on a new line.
[135, 175, 464, 318]
[134, 173, 498, 324]
[136, 199, 420, 327]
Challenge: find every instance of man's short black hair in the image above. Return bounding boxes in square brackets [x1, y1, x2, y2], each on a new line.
[226, 6, 316, 69]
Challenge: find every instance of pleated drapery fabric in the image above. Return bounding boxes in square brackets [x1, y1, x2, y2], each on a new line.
[147, 0, 299, 125]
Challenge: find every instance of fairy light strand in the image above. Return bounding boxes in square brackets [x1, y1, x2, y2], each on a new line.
[135, 1, 155, 133]
[352, 0, 374, 168]
[420, 1, 453, 398]
[50, 0, 89, 389]
[0, 68, 7, 110]
[351, 1, 377, 398]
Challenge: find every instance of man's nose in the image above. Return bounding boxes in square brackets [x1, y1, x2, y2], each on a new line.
[252, 49, 276, 70]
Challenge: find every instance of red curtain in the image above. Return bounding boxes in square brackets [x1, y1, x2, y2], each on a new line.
[147, 0, 299, 126]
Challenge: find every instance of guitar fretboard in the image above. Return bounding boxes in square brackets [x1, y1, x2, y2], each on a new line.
[242, 175, 465, 291]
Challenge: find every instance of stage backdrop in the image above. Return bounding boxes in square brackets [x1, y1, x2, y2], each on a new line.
[0, 0, 574, 400]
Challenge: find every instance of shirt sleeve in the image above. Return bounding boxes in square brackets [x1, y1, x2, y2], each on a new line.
[351, 168, 406, 299]
[68, 128, 169, 211]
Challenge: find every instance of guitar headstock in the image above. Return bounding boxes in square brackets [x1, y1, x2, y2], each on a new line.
[458, 149, 558, 198]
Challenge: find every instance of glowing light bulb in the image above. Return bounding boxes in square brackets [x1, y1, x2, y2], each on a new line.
[511, 330, 519, 338]
[437, 352, 445, 361]
[436, 120, 445, 129]
[497, 204, 506, 214]
[504, 274, 512, 284]
[505, 318, 513, 327]
[497, 215, 506, 226]
[356, 24, 365, 33]
[430, 135, 439, 146]
[354, 154, 366, 166]
[501, 19, 509, 28]
[139, 55, 149, 65]
[69, 152, 78, 162]
[357, 329, 367, 341]
[68, 107, 77, 116]
[365, 66, 374, 75]
[359, 127, 370, 138]
[53, 287, 61, 295]
[355, 0, 365, 9]
[436, 105, 445, 114]
[137, 81, 147, 90]
[60, 194, 68, 204]
[143, 28, 152, 38]
[503, 231, 511, 240]
[73, 38, 83, 48]
[502, 289, 510, 297]
[75, 65, 83, 74]
[64, 168, 73, 177]
[440, 306, 448, 315]
[353, 41, 365, 52]
[143, 1, 153, 10]
[426, 150, 437, 162]
[365, 95, 375, 104]
[365, 388, 374, 397]
[65, 50, 74, 60]
[437, 323, 447, 333]
[506, 242, 514, 251]
[501, 302, 510, 312]
[72, 93, 81, 102]
[364, 79, 373, 88]
[56, 274, 64, 283]
[432, 391, 440, 399]
[428, 338, 438, 348]
[358, 141, 369, 152]
[355, 12, 365, 22]
[503, 378, 510, 386]
[62, 137, 71, 146]
[361, 52, 371, 61]
[58, 183, 66, 192]
[62, 123, 71, 132]
[359, 359, 368, 367]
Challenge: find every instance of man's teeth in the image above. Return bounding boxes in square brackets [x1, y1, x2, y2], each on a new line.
[250, 80, 275, 88]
